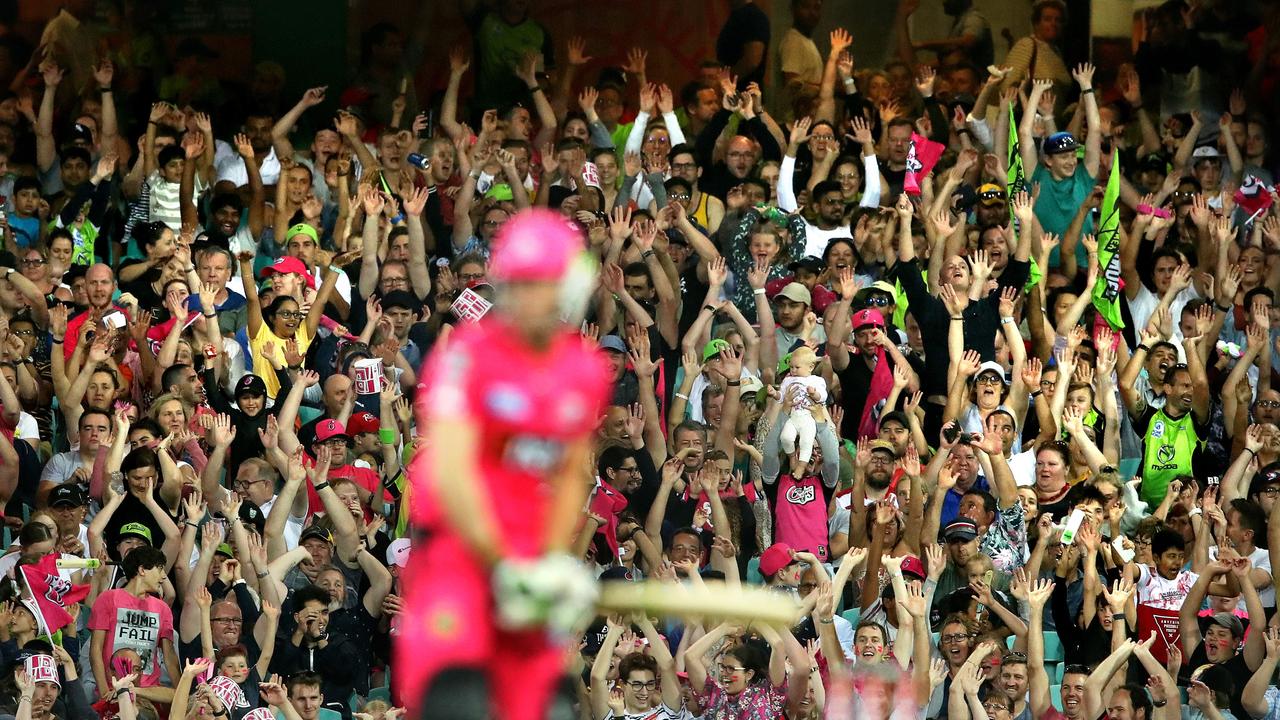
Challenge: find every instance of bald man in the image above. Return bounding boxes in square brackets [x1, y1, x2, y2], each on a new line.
[63, 263, 124, 359]
[298, 374, 354, 448]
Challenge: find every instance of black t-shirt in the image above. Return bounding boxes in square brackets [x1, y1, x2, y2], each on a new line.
[118, 259, 163, 312]
[715, 2, 770, 89]
[835, 353, 900, 440]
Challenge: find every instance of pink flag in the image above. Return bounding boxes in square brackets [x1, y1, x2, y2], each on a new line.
[19, 554, 90, 636]
[903, 133, 946, 196]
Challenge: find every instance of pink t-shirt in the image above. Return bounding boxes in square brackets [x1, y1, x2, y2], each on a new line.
[412, 318, 612, 557]
[773, 473, 829, 561]
[88, 589, 174, 687]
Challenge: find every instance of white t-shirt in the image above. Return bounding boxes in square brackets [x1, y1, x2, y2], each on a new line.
[259, 494, 304, 549]
[214, 141, 281, 187]
[1137, 564, 1199, 610]
[603, 705, 692, 720]
[1008, 448, 1037, 487]
[780, 374, 827, 411]
[1210, 544, 1274, 609]
[13, 411, 39, 446]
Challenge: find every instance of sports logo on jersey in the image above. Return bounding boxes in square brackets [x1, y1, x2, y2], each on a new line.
[486, 384, 530, 420]
[1151, 420, 1165, 439]
[786, 484, 816, 504]
[1156, 445, 1175, 464]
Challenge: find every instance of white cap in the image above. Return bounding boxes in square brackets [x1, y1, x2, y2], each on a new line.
[386, 538, 411, 568]
[975, 361, 1009, 383]
[1192, 146, 1222, 161]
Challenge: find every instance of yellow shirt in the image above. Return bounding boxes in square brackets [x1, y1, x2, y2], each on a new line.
[250, 323, 314, 399]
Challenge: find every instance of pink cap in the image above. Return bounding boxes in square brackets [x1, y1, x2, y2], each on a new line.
[260, 256, 316, 289]
[759, 542, 794, 577]
[489, 208, 583, 282]
[852, 308, 885, 331]
[314, 419, 350, 443]
[347, 411, 380, 435]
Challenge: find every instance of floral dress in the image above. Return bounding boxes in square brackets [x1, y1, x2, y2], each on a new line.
[698, 678, 789, 720]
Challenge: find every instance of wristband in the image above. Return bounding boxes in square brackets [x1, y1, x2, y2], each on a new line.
[1001, 316, 1015, 324]
[950, 315, 963, 320]
[1214, 302, 1232, 313]
[1136, 203, 1155, 216]
[52, 337, 64, 344]
[379, 428, 397, 445]
[726, 379, 741, 387]
[314, 481, 330, 493]
[703, 304, 717, 313]
[1151, 206, 1173, 219]
[203, 311, 216, 318]
[818, 618, 834, 624]
[1031, 390, 1043, 398]
[100, 86, 112, 92]
[1081, 88, 1095, 95]
[390, 213, 405, 224]
[753, 287, 767, 295]
[675, 392, 689, 400]
[1245, 448, 1258, 458]
[641, 250, 655, 260]
[1135, 343, 1150, 354]
[185, 521, 199, 529]
[257, 569, 270, 579]
[1151, 700, 1167, 708]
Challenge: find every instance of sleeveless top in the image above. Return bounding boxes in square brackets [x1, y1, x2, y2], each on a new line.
[1140, 406, 1200, 506]
[690, 191, 712, 230]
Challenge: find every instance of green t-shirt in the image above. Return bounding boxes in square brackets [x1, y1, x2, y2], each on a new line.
[1031, 161, 1095, 268]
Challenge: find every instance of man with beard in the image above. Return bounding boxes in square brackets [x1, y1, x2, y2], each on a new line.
[160, 364, 207, 413]
[827, 303, 917, 439]
[692, 107, 781, 201]
[950, 431, 1024, 574]
[216, 111, 281, 187]
[669, 143, 723, 234]
[772, 282, 824, 357]
[272, 583, 376, 717]
[596, 445, 659, 519]
[931, 519, 982, 602]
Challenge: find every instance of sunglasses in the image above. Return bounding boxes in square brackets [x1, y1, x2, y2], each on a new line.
[864, 295, 891, 307]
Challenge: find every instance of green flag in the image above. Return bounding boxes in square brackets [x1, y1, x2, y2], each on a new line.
[1007, 102, 1025, 198]
[1007, 102, 1041, 291]
[1093, 149, 1125, 329]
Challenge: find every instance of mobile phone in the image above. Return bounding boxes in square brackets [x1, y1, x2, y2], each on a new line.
[203, 344, 217, 359]
[1060, 509, 1085, 546]
[942, 423, 960, 444]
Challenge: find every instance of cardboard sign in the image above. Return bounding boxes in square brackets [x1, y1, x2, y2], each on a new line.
[25, 654, 59, 686]
[352, 358, 385, 395]
[1138, 603, 1182, 665]
[450, 288, 493, 324]
[209, 674, 249, 708]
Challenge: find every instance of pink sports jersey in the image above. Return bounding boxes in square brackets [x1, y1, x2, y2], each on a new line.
[412, 317, 612, 556]
[773, 473, 829, 561]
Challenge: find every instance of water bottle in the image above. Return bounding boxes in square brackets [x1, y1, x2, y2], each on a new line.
[406, 153, 430, 171]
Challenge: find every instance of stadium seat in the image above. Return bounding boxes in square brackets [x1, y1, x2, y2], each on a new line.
[1051, 684, 1063, 712]
[841, 607, 860, 627]
[1042, 631, 1064, 662]
[746, 556, 763, 585]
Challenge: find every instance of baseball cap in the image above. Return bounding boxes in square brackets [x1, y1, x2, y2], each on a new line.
[944, 519, 978, 542]
[758, 542, 795, 577]
[879, 411, 910, 430]
[286, 223, 319, 244]
[314, 419, 351, 444]
[260, 256, 316, 289]
[235, 374, 267, 399]
[703, 338, 731, 362]
[1043, 132, 1080, 155]
[347, 411, 380, 436]
[867, 439, 897, 457]
[236, 502, 266, 536]
[48, 484, 88, 508]
[738, 375, 765, 397]
[599, 335, 628, 354]
[381, 290, 422, 314]
[599, 566, 637, 582]
[975, 361, 1008, 384]
[1205, 612, 1244, 638]
[1137, 154, 1168, 174]
[1249, 462, 1280, 498]
[299, 525, 334, 546]
[386, 538, 411, 568]
[489, 208, 584, 282]
[119, 522, 153, 545]
[69, 122, 94, 145]
[1191, 146, 1222, 162]
[852, 308, 886, 332]
[776, 282, 812, 306]
[900, 555, 926, 580]
[215, 543, 235, 558]
[788, 256, 825, 275]
[869, 281, 897, 297]
[977, 183, 1005, 205]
